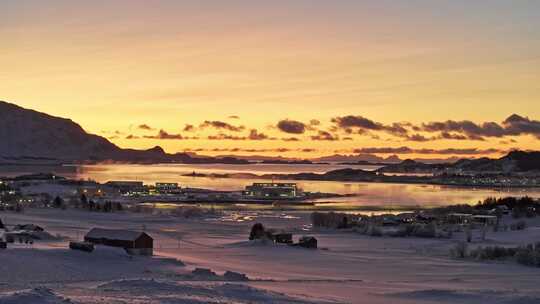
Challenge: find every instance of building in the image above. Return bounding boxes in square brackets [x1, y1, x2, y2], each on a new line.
[243, 182, 300, 199]
[155, 182, 180, 193]
[84, 228, 153, 255]
[472, 215, 498, 226]
[105, 181, 145, 194]
[446, 213, 473, 224]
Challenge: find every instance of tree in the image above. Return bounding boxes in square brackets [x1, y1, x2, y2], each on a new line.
[15, 203, 23, 213]
[249, 223, 266, 240]
[80, 193, 88, 209]
[53, 196, 63, 208]
[88, 200, 95, 211]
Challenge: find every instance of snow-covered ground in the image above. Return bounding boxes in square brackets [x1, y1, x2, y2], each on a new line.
[1, 209, 540, 303]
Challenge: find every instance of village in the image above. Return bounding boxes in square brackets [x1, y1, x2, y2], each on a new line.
[0, 173, 348, 210]
[2, 173, 540, 302]
[0, 173, 328, 254]
[1, 173, 539, 254]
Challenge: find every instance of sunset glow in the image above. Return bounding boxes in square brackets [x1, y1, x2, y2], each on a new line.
[2, 1, 540, 159]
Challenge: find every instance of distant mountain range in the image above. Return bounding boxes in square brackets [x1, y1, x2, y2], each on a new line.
[0, 100, 538, 172]
[378, 151, 540, 173]
[216, 153, 460, 164]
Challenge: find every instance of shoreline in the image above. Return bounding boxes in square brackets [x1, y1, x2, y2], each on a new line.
[182, 172, 540, 189]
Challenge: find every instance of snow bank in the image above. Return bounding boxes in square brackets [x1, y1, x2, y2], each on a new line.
[30, 230, 61, 240]
[96, 279, 327, 303]
[388, 289, 540, 304]
[98, 278, 179, 292]
[0, 287, 73, 304]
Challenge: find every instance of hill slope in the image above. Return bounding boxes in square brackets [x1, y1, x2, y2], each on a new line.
[377, 151, 540, 173]
[0, 101, 246, 164]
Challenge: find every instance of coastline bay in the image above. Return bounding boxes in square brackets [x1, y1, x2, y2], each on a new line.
[2, 163, 539, 208]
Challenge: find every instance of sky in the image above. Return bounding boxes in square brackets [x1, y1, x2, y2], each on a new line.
[1, 0, 540, 159]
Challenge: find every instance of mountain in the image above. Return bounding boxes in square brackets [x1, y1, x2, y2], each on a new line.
[377, 151, 540, 173]
[215, 154, 303, 162]
[377, 159, 450, 173]
[256, 167, 378, 181]
[0, 101, 247, 164]
[451, 150, 540, 173]
[0, 101, 119, 161]
[311, 153, 459, 164]
[312, 153, 401, 164]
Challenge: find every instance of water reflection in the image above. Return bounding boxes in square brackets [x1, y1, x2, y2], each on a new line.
[2, 163, 540, 207]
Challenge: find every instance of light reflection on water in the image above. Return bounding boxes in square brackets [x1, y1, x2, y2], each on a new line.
[2, 163, 540, 207]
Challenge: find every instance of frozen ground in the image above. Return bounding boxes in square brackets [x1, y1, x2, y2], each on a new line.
[1, 209, 540, 303]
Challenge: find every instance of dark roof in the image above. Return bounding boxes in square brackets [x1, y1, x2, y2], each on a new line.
[85, 228, 150, 242]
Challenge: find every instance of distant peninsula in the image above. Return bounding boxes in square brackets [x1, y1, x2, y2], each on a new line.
[183, 151, 540, 188]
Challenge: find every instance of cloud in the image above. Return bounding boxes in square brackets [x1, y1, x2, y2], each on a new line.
[206, 129, 275, 141]
[420, 114, 540, 139]
[332, 113, 540, 141]
[125, 134, 140, 139]
[277, 119, 306, 134]
[137, 124, 154, 131]
[355, 147, 414, 154]
[311, 130, 339, 141]
[184, 147, 304, 153]
[309, 119, 321, 126]
[248, 129, 270, 140]
[354, 146, 502, 155]
[406, 133, 430, 142]
[421, 120, 504, 139]
[199, 120, 245, 132]
[183, 124, 196, 132]
[503, 114, 540, 138]
[282, 137, 300, 141]
[228, 115, 240, 119]
[144, 129, 189, 140]
[207, 133, 246, 140]
[331, 115, 409, 138]
[332, 115, 384, 131]
[275, 148, 290, 153]
[437, 132, 469, 140]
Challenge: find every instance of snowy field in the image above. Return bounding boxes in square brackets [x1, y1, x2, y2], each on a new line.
[1, 209, 540, 303]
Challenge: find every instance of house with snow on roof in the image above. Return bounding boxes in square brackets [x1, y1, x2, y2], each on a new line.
[84, 228, 153, 256]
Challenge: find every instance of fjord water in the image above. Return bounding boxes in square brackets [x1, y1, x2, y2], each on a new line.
[4, 163, 540, 208]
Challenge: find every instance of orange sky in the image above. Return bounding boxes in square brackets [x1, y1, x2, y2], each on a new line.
[2, 1, 540, 159]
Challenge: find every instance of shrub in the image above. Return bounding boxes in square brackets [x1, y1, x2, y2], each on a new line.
[515, 247, 540, 267]
[311, 212, 360, 229]
[450, 241, 540, 267]
[412, 223, 437, 238]
[387, 223, 443, 238]
[389, 225, 412, 237]
[450, 242, 468, 258]
[510, 220, 527, 231]
[469, 246, 517, 260]
[369, 225, 383, 237]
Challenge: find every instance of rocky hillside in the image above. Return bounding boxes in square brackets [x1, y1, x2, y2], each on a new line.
[452, 151, 540, 173]
[377, 151, 540, 173]
[0, 101, 246, 164]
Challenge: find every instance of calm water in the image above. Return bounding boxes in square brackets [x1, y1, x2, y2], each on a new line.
[2, 163, 540, 208]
